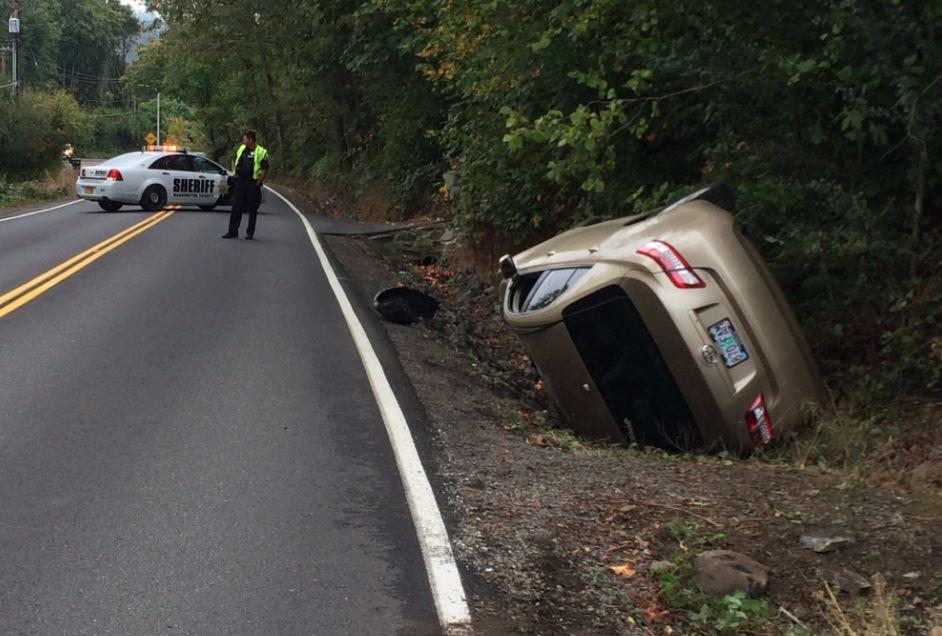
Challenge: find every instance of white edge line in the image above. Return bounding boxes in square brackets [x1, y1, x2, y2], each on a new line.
[267, 185, 472, 630]
[0, 199, 83, 224]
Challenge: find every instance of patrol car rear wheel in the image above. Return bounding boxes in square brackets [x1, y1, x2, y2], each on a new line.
[141, 185, 167, 212]
[98, 200, 123, 212]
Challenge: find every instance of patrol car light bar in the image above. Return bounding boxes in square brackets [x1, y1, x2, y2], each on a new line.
[143, 145, 187, 153]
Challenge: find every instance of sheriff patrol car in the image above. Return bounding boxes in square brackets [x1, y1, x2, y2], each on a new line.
[75, 146, 234, 212]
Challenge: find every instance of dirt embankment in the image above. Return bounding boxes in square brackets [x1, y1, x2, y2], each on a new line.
[281, 184, 942, 635]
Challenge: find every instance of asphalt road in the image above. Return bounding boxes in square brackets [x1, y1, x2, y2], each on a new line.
[0, 195, 439, 634]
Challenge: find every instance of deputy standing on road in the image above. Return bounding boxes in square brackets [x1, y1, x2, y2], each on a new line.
[222, 131, 269, 240]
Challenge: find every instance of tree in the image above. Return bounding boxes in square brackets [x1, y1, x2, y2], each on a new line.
[0, 89, 87, 178]
[57, 0, 139, 102]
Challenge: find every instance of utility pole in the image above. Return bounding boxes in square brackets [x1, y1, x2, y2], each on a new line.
[9, 0, 20, 97]
[156, 92, 161, 144]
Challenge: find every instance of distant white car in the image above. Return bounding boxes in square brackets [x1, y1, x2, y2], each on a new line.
[75, 147, 234, 212]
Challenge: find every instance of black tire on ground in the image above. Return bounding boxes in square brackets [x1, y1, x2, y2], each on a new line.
[199, 198, 221, 211]
[98, 200, 123, 212]
[140, 185, 167, 212]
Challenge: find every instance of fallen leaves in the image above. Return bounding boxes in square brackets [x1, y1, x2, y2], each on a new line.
[608, 562, 636, 578]
[641, 602, 670, 623]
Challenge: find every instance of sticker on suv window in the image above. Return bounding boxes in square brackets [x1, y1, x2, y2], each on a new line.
[708, 318, 750, 368]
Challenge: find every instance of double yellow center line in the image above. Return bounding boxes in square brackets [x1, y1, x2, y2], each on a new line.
[0, 206, 178, 318]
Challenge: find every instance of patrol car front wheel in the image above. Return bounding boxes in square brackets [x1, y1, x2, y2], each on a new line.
[141, 185, 167, 212]
[98, 200, 123, 212]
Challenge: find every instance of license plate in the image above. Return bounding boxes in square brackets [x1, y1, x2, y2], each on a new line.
[708, 318, 749, 368]
[83, 186, 95, 194]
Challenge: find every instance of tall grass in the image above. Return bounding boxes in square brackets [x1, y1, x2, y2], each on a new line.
[822, 575, 901, 636]
[0, 164, 76, 207]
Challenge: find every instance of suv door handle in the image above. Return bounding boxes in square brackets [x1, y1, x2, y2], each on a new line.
[162, 172, 170, 176]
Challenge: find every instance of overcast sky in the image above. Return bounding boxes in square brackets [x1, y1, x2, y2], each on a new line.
[119, 0, 158, 20]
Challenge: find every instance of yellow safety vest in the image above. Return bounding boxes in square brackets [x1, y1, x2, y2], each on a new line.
[233, 144, 268, 180]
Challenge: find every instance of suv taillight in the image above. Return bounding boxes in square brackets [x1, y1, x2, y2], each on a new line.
[745, 394, 773, 446]
[636, 240, 705, 288]
[106, 169, 123, 181]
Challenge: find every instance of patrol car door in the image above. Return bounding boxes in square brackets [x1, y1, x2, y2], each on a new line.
[189, 156, 229, 205]
[149, 154, 195, 205]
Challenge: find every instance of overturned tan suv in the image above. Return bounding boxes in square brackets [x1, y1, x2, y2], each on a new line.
[500, 183, 825, 453]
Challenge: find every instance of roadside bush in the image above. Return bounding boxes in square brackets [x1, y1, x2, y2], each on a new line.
[0, 90, 87, 180]
[0, 166, 75, 206]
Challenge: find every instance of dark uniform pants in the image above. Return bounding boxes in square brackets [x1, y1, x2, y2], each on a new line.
[228, 179, 262, 236]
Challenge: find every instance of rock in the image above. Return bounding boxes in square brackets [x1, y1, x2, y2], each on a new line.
[648, 560, 677, 575]
[818, 568, 871, 595]
[374, 287, 440, 325]
[902, 571, 920, 580]
[800, 529, 857, 553]
[693, 550, 770, 597]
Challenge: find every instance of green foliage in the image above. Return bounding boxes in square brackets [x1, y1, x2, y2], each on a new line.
[690, 591, 771, 634]
[0, 0, 139, 101]
[0, 0, 149, 167]
[1, 0, 63, 87]
[134, 0, 444, 204]
[665, 519, 699, 543]
[0, 90, 87, 179]
[57, 0, 139, 101]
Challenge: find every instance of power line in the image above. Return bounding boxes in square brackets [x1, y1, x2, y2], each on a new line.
[24, 54, 126, 83]
[76, 95, 138, 104]
[84, 109, 140, 118]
